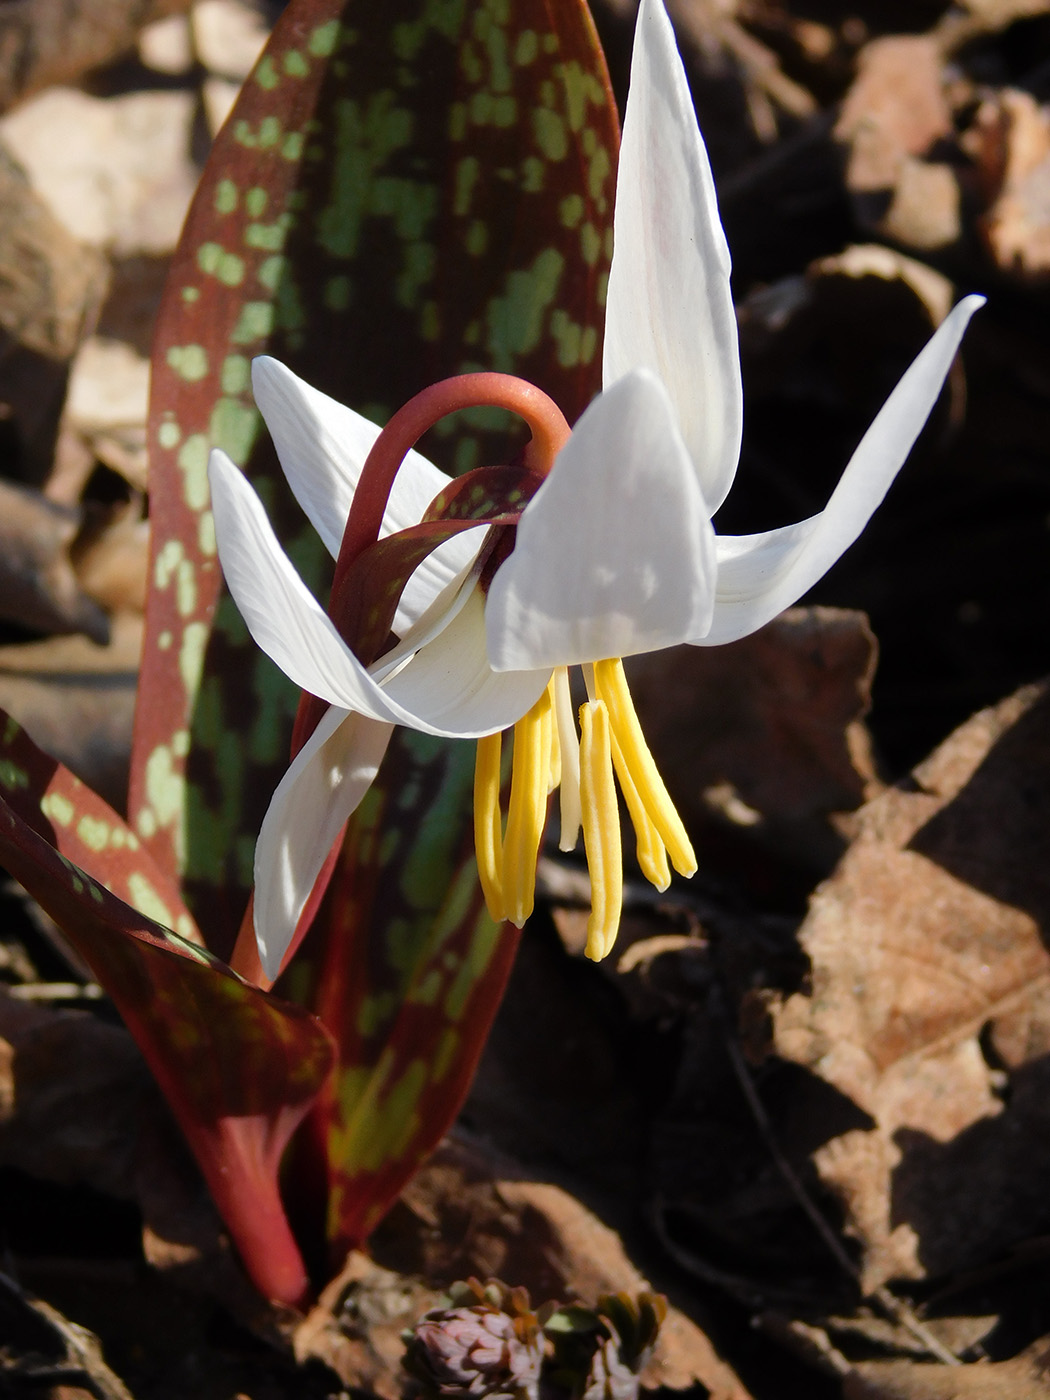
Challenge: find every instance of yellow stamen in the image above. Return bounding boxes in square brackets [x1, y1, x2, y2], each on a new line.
[608, 728, 671, 891]
[578, 699, 623, 961]
[502, 684, 553, 926]
[594, 657, 696, 878]
[473, 732, 505, 921]
[546, 676, 562, 794]
[552, 666, 581, 851]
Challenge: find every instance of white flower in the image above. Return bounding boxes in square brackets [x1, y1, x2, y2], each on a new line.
[208, 0, 982, 981]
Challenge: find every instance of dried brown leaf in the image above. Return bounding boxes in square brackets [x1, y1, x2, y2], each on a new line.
[774, 682, 1050, 1289]
[844, 1339, 1050, 1399]
[835, 37, 960, 250]
[0, 144, 108, 480]
[971, 89, 1050, 277]
[0, 0, 193, 113]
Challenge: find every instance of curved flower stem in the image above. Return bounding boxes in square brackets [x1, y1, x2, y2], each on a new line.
[334, 373, 571, 594]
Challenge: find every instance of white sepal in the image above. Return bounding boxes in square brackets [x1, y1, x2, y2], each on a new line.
[253, 706, 394, 980]
[603, 0, 742, 513]
[697, 294, 986, 645]
[485, 370, 716, 671]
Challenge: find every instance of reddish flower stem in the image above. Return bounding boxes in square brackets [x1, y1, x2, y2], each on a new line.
[332, 372, 570, 598]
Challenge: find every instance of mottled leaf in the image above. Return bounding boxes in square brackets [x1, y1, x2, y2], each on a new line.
[0, 708, 334, 1302]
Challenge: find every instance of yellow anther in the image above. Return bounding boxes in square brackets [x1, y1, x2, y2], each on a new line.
[609, 728, 671, 891]
[578, 699, 623, 961]
[594, 658, 696, 878]
[502, 684, 553, 927]
[473, 732, 505, 922]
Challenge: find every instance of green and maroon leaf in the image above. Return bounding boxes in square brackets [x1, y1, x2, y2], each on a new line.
[0, 709, 201, 946]
[280, 727, 519, 1255]
[130, 0, 619, 954]
[0, 744, 334, 1303]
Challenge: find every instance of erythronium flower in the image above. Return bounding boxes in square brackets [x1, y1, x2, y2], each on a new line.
[208, 0, 983, 985]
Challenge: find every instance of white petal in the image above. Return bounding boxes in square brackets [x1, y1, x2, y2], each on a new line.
[384, 583, 551, 730]
[251, 357, 480, 629]
[697, 294, 985, 645]
[604, 0, 743, 512]
[253, 706, 394, 980]
[485, 370, 717, 671]
[209, 448, 545, 736]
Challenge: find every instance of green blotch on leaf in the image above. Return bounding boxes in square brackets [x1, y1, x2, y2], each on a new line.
[521, 156, 544, 193]
[246, 221, 286, 252]
[515, 29, 538, 65]
[443, 900, 500, 1021]
[391, 0, 464, 62]
[559, 193, 584, 229]
[157, 421, 180, 450]
[126, 873, 174, 928]
[432, 1027, 460, 1082]
[255, 55, 279, 90]
[181, 285, 200, 303]
[231, 300, 276, 344]
[281, 131, 305, 161]
[176, 558, 197, 619]
[214, 179, 238, 214]
[309, 19, 340, 57]
[316, 95, 416, 259]
[220, 353, 251, 395]
[1, 758, 30, 791]
[533, 107, 567, 161]
[176, 434, 210, 509]
[588, 144, 612, 204]
[257, 255, 286, 291]
[244, 186, 268, 218]
[166, 344, 209, 383]
[486, 247, 564, 366]
[198, 510, 216, 557]
[283, 49, 309, 78]
[332, 1052, 428, 1174]
[197, 242, 222, 274]
[258, 115, 282, 149]
[209, 396, 259, 463]
[357, 990, 399, 1038]
[76, 816, 111, 853]
[179, 622, 209, 708]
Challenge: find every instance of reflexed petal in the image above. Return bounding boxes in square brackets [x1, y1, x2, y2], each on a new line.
[253, 706, 394, 980]
[209, 448, 544, 736]
[697, 294, 985, 645]
[485, 370, 716, 671]
[604, 0, 743, 512]
[251, 357, 481, 630]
